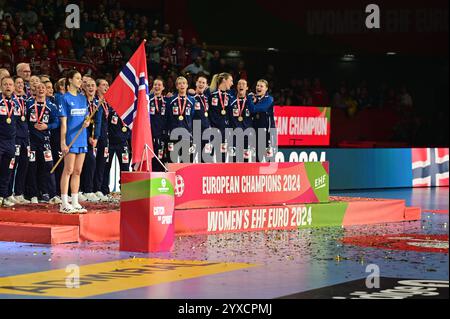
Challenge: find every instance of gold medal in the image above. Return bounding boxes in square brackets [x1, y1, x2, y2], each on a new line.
[122, 127, 127, 133]
[21, 116, 26, 122]
[204, 111, 208, 117]
[238, 116, 243, 122]
[178, 115, 184, 121]
[221, 110, 226, 116]
[6, 118, 12, 124]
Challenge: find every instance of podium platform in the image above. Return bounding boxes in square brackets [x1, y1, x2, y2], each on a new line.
[0, 196, 420, 244]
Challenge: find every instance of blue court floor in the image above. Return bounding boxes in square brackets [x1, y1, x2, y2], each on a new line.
[0, 187, 448, 299]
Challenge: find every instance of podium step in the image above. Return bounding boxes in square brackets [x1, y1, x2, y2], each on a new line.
[0, 205, 120, 242]
[0, 221, 79, 244]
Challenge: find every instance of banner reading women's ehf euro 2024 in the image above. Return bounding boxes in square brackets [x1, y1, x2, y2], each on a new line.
[168, 162, 329, 209]
[274, 106, 331, 146]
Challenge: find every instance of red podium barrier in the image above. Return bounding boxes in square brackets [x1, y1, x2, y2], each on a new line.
[119, 172, 175, 253]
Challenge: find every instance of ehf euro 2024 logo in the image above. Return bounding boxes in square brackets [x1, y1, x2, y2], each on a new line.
[174, 175, 185, 197]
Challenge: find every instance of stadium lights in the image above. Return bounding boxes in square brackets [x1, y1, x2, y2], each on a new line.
[226, 50, 241, 57]
[341, 54, 356, 62]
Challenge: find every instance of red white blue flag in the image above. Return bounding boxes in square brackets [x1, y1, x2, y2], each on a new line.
[104, 40, 153, 171]
[412, 148, 449, 187]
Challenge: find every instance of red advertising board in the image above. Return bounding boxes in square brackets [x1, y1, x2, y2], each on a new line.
[168, 162, 329, 210]
[274, 106, 331, 146]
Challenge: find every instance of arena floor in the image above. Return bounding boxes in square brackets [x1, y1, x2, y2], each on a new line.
[0, 187, 448, 299]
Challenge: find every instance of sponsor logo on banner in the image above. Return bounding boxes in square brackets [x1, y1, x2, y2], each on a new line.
[314, 174, 327, 190]
[342, 234, 449, 253]
[153, 206, 172, 224]
[153, 206, 165, 216]
[174, 175, 185, 197]
[158, 178, 170, 193]
[279, 278, 449, 299]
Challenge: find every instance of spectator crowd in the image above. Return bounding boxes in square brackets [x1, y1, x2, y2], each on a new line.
[1, 0, 437, 145]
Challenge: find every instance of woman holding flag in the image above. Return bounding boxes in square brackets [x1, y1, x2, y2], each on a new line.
[59, 70, 90, 214]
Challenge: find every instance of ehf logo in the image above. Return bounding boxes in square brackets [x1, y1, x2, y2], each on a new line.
[175, 175, 185, 197]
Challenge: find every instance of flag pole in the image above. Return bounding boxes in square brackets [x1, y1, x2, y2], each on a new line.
[145, 143, 168, 172]
[134, 144, 168, 172]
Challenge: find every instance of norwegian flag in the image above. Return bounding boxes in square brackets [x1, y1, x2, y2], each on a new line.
[412, 148, 449, 187]
[104, 41, 153, 171]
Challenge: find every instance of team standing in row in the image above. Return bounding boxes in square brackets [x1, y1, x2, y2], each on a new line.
[0, 64, 275, 213]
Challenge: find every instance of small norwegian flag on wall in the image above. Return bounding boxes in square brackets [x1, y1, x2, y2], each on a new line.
[412, 148, 449, 187]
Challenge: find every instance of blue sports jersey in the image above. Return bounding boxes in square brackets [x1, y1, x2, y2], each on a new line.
[13, 94, 29, 140]
[96, 96, 109, 142]
[86, 96, 102, 140]
[208, 90, 234, 133]
[59, 92, 88, 149]
[0, 95, 20, 142]
[27, 97, 59, 142]
[149, 93, 168, 138]
[166, 94, 196, 135]
[247, 94, 275, 129]
[229, 95, 253, 129]
[192, 92, 211, 130]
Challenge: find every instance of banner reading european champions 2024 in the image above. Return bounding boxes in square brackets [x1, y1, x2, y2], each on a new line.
[168, 162, 329, 210]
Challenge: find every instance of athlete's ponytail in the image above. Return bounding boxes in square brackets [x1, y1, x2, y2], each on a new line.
[209, 72, 232, 92]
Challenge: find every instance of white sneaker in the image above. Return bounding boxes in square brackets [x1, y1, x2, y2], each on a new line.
[78, 192, 87, 202]
[49, 196, 62, 204]
[14, 195, 31, 204]
[2, 197, 15, 207]
[6, 195, 18, 204]
[30, 197, 39, 204]
[95, 191, 109, 202]
[59, 204, 78, 214]
[72, 203, 87, 214]
[85, 192, 100, 202]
